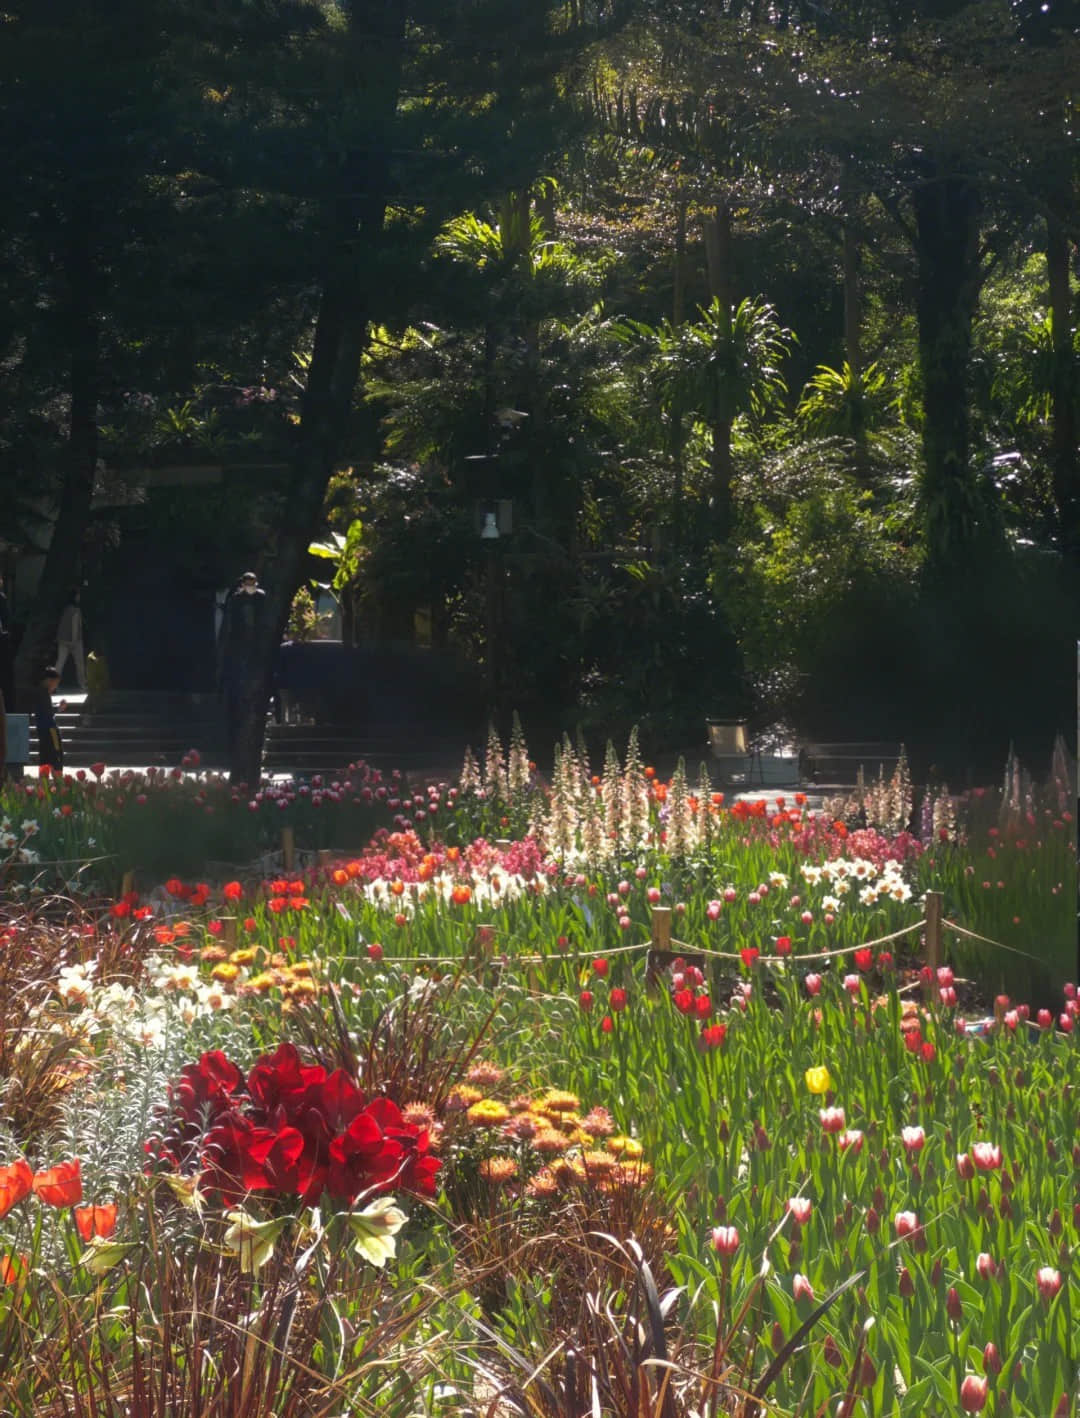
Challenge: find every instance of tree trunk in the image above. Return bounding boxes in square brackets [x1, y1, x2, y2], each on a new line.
[702, 202, 732, 315]
[1047, 209, 1079, 562]
[910, 166, 983, 576]
[703, 203, 734, 541]
[842, 202, 861, 386]
[673, 195, 687, 326]
[535, 178, 558, 240]
[227, 2, 406, 787]
[14, 203, 99, 698]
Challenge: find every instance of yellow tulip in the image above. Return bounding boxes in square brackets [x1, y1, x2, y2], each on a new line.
[804, 1066, 833, 1095]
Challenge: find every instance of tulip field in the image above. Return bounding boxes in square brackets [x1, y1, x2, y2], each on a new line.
[0, 728, 1076, 1415]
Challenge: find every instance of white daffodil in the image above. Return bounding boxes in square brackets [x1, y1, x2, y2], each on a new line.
[346, 1196, 408, 1268]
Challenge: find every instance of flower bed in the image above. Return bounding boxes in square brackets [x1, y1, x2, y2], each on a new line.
[0, 730, 1075, 1415]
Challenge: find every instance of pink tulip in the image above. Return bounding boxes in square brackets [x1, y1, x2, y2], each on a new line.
[960, 1375, 989, 1413]
[805, 974, 822, 996]
[787, 1197, 813, 1226]
[970, 1141, 1002, 1172]
[711, 1225, 739, 1255]
[820, 1107, 846, 1134]
[894, 1211, 919, 1239]
[838, 1129, 864, 1153]
[1037, 1266, 1063, 1302]
[793, 1272, 814, 1302]
[901, 1126, 926, 1154]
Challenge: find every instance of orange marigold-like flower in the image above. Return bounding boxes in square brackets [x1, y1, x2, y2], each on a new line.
[538, 1089, 580, 1113]
[526, 1168, 559, 1198]
[478, 1157, 519, 1185]
[467, 1099, 511, 1128]
[531, 1128, 570, 1156]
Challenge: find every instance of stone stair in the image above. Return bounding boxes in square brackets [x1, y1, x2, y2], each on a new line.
[22, 693, 469, 782]
[261, 722, 467, 782]
[28, 691, 228, 770]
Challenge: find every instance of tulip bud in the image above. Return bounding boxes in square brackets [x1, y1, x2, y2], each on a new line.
[898, 1266, 914, 1299]
[983, 1343, 1002, 1376]
[931, 1258, 943, 1287]
[866, 1205, 880, 1234]
[960, 1375, 989, 1413]
[823, 1334, 843, 1367]
[947, 1287, 963, 1322]
[771, 1322, 785, 1350]
[1050, 1208, 1063, 1238]
[859, 1354, 876, 1388]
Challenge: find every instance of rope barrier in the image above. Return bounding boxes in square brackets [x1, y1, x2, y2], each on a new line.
[941, 919, 1053, 965]
[329, 917, 929, 971]
[1, 852, 119, 869]
[664, 918, 927, 965]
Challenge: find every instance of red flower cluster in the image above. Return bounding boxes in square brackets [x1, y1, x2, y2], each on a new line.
[147, 1043, 439, 1207]
[164, 878, 211, 907]
[668, 959, 716, 1032]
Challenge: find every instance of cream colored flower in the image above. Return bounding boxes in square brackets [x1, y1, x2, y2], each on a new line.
[346, 1196, 408, 1268]
[223, 1209, 289, 1273]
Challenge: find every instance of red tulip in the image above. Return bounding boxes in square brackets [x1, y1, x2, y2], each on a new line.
[0, 1160, 34, 1219]
[33, 1160, 83, 1207]
[74, 1203, 118, 1241]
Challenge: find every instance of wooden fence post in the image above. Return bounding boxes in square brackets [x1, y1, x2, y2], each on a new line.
[121, 869, 135, 899]
[317, 848, 332, 868]
[281, 827, 295, 872]
[222, 916, 237, 947]
[924, 891, 943, 974]
[646, 906, 673, 991]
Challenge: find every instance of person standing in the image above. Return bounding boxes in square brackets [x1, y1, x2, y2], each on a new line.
[217, 571, 268, 763]
[0, 583, 14, 713]
[34, 666, 63, 773]
[55, 590, 87, 691]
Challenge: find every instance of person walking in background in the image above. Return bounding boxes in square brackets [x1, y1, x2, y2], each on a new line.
[34, 666, 63, 773]
[55, 590, 87, 691]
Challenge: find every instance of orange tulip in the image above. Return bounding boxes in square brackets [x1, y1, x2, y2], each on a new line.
[0, 1160, 33, 1219]
[74, 1203, 118, 1241]
[32, 1159, 83, 1207]
[0, 1253, 27, 1286]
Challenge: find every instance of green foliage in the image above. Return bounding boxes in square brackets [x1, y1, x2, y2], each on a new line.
[717, 436, 922, 715]
[795, 361, 895, 442]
